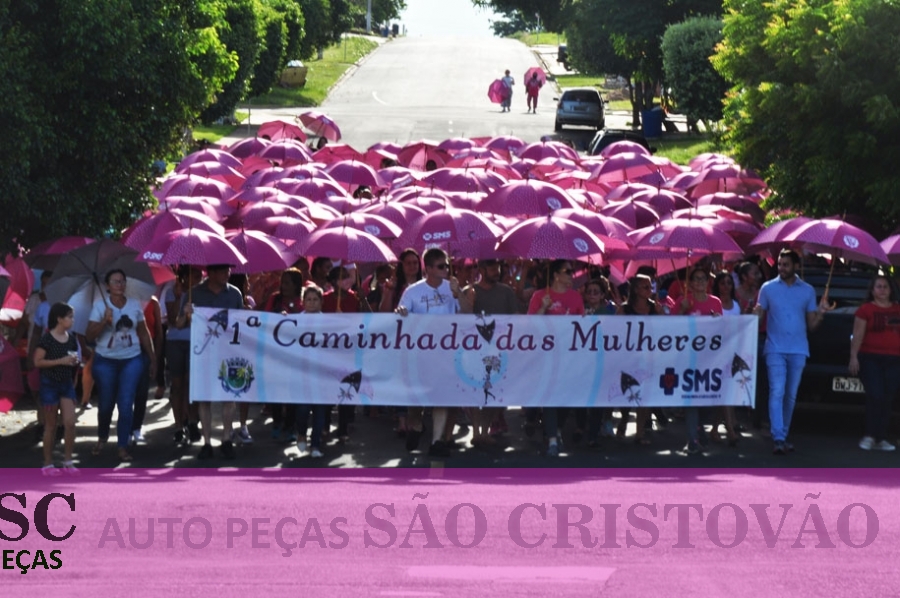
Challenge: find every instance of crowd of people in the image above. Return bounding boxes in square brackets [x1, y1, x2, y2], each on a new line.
[8, 247, 900, 472]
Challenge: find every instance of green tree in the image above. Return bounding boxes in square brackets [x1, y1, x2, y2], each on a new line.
[349, 0, 405, 29]
[472, 0, 573, 33]
[0, 0, 236, 254]
[201, 0, 261, 123]
[267, 0, 305, 61]
[249, 2, 288, 98]
[713, 0, 900, 222]
[298, 0, 332, 59]
[661, 15, 727, 126]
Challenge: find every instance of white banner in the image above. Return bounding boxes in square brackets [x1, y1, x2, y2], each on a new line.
[188, 308, 758, 408]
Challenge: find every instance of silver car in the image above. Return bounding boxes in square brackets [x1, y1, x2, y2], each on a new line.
[554, 88, 606, 132]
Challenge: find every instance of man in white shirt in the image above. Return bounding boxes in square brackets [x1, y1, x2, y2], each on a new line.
[397, 249, 473, 457]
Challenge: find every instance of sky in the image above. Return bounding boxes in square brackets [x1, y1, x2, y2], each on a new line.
[399, 0, 501, 37]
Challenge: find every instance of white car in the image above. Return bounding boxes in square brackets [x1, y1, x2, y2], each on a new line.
[554, 88, 606, 132]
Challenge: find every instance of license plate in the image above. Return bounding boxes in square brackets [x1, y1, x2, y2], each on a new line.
[832, 377, 865, 393]
[573, 105, 587, 111]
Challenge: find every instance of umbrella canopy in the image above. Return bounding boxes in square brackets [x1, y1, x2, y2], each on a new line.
[321, 213, 403, 240]
[157, 174, 235, 201]
[226, 230, 294, 274]
[0, 257, 34, 323]
[591, 152, 660, 185]
[24, 236, 96, 270]
[159, 195, 233, 221]
[879, 235, 900, 267]
[524, 66, 547, 86]
[227, 137, 271, 159]
[178, 162, 246, 191]
[782, 218, 890, 266]
[297, 111, 342, 142]
[488, 79, 507, 104]
[356, 201, 428, 228]
[325, 160, 386, 192]
[45, 240, 166, 334]
[253, 216, 317, 246]
[631, 218, 744, 255]
[598, 200, 662, 230]
[0, 336, 24, 413]
[495, 214, 607, 261]
[418, 168, 501, 194]
[695, 192, 766, 224]
[519, 141, 580, 162]
[398, 208, 504, 258]
[139, 228, 247, 268]
[599, 140, 652, 158]
[686, 163, 767, 198]
[436, 137, 478, 155]
[550, 209, 633, 251]
[746, 216, 814, 254]
[122, 209, 225, 251]
[296, 228, 397, 263]
[312, 143, 365, 164]
[257, 119, 308, 143]
[479, 180, 580, 217]
[257, 139, 312, 166]
[397, 141, 451, 171]
[177, 148, 243, 172]
[484, 135, 526, 158]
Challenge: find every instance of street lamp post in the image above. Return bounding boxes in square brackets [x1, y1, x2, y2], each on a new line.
[366, 0, 372, 33]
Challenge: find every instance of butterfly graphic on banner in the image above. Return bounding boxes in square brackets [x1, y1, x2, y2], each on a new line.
[338, 370, 362, 404]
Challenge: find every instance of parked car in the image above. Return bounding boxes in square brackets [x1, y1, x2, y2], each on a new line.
[588, 128, 654, 156]
[554, 88, 605, 132]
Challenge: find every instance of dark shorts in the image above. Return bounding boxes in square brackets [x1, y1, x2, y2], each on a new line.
[39, 377, 77, 407]
[166, 340, 191, 378]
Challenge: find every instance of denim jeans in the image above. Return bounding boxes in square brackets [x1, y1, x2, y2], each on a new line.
[858, 352, 900, 441]
[94, 353, 144, 448]
[296, 404, 327, 449]
[766, 353, 807, 442]
[132, 352, 151, 432]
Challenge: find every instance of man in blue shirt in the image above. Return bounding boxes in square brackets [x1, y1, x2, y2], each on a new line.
[755, 250, 832, 454]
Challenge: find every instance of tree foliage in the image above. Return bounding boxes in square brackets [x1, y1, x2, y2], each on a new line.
[298, 0, 333, 59]
[349, 0, 405, 29]
[713, 0, 900, 222]
[0, 0, 236, 254]
[472, 0, 573, 33]
[661, 15, 727, 124]
[201, 0, 261, 123]
[267, 0, 305, 61]
[249, 2, 288, 98]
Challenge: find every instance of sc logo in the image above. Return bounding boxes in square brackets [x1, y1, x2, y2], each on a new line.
[0, 493, 76, 542]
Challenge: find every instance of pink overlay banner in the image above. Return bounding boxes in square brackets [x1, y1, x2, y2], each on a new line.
[1, 468, 897, 597]
[189, 309, 758, 407]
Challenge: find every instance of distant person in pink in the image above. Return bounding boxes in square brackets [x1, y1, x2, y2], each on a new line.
[525, 72, 543, 113]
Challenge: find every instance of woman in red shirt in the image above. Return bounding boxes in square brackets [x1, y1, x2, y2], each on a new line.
[848, 274, 900, 452]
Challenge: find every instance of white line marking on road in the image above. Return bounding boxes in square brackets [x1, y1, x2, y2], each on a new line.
[372, 91, 388, 105]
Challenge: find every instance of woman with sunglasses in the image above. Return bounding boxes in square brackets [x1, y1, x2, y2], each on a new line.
[527, 260, 584, 457]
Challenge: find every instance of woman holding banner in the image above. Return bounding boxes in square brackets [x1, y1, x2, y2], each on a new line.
[527, 260, 584, 457]
[615, 274, 657, 445]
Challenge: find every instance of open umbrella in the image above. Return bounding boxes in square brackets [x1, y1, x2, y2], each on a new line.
[257, 139, 312, 167]
[23, 236, 96, 270]
[524, 66, 547, 86]
[398, 208, 504, 258]
[45, 240, 166, 334]
[139, 228, 247, 268]
[296, 228, 397, 263]
[177, 148, 243, 172]
[157, 174, 235, 201]
[488, 79, 507, 104]
[479, 180, 580, 217]
[312, 143, 365, 164]
[325, 160, 386, 192]
[228, 137, 271, 160]
[321, 213, 403, 241]
[257, 119, 308, 143]
[495, 214, 606, 261]
[297, 111, 342, 142]
[747, 216, 813, 254]
[121, 209, 225, 251]
[0, 257, 34, 323]
[397, 141, 451, 171]
[226, 230, 294, 274]
[0, 336, 24, 413]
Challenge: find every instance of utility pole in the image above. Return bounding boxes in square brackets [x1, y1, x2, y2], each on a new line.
[366, 0, 372, 33]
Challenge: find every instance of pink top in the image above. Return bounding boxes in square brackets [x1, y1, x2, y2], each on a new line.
[680, 294, 723, 316]
[527, 288, 585, 316]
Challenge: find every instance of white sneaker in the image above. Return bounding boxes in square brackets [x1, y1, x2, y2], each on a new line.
[41, 465, 61, 477]
[859, 436, 875, 450]
[310, 448, 324, 458]
[236, 425, 253, 444]
[297, 441, 308, 453]
[875, 440, 896, 452]
[132, 430, 145, 445]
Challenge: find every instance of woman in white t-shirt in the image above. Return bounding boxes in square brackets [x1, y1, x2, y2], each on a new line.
[85, 269, 156, 462]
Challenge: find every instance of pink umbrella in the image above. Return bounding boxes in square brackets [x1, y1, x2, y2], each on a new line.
[228, 203, 308, 228]
[157, 174, 235, 201]
[326, 160, 386, 192]
[523, 66, 547, 86]
[242, 166, 290, 189]
[398, 208, 504, 258]
[227, 137, 271, 160]
[599, 140, 651, 158]
[488, 79, 507, 104]
[530, 157, 582, 178]
[225, 229, 294, 274]
[122, 209, 225, 251]
[239, 155, 274, 177]
[160, 195, 233, 221]
[695, 192, 766, 224]
[879, 235, 900, 267]
[418, 168, 500, 194]
[551, 209, 633, 249]
[783, 218, 890, 266]
[227, 186, 290, 208]
[297, 111, 342, 142]
[257, 120, 307, 142]
[296, 228, 397, 263]
[598, 200, 661, 230]
[363, 148, 400, 170]
[446, 157, 521, 181]
[138, 228, 247, 267]
[0, 257, 34, 323]
[321, 213, 403, 241]
[547, 171, 610, 196]
[445, 147, 503, 165]
[689, 153, 735, 171]
[280, 179, 356, 212]
[397, 141, 451, 171]
[376, 166, 421, 188]
[686, 164, 767, 198]
[179, 162, 246, 191]
[368, 141, 403, 154]
[495, 215, 607, 261]
[629, 189, 694, 216]
[746, 216, 813, 254]
[313, 143, 365, 164]
[566, 188, 608, 210]
[257, 140, 312, 166]
[519, 140, 579, 162]
[252, 216, 317, 246]
[484, 135, 526, 158]
[669, 211, 763, 250]
[478, 180, 580, 217]
[437, 137, 478, 155]
[590, 152, 660, 185]
[177, 148, 243, 171]
[631, 219, 744, 255]
[24, 236, 96, 270]
[357, 201, 428, 228]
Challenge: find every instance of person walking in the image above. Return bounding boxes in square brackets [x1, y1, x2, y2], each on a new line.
[755, 249, 833, 455]
[500, 69, 515, 113]
[848, 274, 900, 452]
[525, 72, 543, 113]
